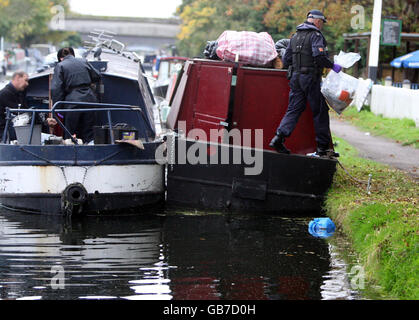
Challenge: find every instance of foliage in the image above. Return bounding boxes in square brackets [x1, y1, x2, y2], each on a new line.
[325, 137, 419, 299]
[176, 0, 272, 57]
[382, 0, 419, 33]
[176, 0, 364, 57]
[175, 0, 419, 59]
[0, 0, 70, 47]
[261, 0, 363, 51]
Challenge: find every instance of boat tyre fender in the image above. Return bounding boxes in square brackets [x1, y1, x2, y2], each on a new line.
[61, 183, 88, 216]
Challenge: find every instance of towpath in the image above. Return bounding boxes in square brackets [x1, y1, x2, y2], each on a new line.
[330, 117, 419, 180]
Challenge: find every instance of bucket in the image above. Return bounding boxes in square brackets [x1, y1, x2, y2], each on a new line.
[14, 124, 42, 145]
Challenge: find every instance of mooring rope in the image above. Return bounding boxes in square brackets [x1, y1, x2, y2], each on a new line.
[336, 159, 373, 194]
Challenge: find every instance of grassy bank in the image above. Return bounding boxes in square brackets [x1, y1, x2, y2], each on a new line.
[325, 137, 418, 300]
[336, 106, 419, 148]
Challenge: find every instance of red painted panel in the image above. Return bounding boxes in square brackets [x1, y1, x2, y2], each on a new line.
[191, 63, 233, 139]
[171, 59, 318, 155]
[233, 67, 317, 155]
[167, 61, 193, 130]
[171, 59, 234, 142]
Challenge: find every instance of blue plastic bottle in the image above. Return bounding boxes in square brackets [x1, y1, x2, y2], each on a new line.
[308, 218, 336, 239]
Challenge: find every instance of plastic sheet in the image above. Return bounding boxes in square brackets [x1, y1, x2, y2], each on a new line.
[203, 41, 220, 60]
[334, 51, 361, 68]
[321, 51, 361, 114]
[275, 39, 290, 59]
[321, 71, 359, 114]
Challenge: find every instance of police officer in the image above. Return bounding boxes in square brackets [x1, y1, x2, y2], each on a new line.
[269, 10, 342, 157]
[51, 47, 101, 143]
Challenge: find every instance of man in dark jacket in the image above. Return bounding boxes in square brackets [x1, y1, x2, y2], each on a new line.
[269, 10, 341, 157]
[51, 47, 101, 143]
[0, 71, 56, 141]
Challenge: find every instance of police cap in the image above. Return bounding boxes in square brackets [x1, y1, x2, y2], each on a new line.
[307, 10, 327, 23]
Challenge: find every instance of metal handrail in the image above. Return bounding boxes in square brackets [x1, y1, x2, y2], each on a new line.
[2, 101, 146, 145]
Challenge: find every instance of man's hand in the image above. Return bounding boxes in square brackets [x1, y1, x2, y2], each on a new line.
[46, 118, 58, 127]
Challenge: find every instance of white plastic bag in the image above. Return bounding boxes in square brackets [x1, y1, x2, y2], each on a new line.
[321, 51, 361, 114]
[334, 51, 361, 68]
[12, 113, 31, 127]
[321, 70, 359, 114]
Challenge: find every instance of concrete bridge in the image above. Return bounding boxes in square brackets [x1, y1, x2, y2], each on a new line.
[64, 15, 181, 53]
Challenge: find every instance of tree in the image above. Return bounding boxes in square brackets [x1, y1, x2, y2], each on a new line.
[175, 0, 419, 57]
[175, 0, 361, 57]
[261, 0, 366, 53]
[0, 0, 70, 47]
[382, 0, 419, 33]
[177, 0, 272, 57]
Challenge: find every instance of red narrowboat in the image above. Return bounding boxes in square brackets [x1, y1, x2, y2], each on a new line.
[165, 58, 337, 214]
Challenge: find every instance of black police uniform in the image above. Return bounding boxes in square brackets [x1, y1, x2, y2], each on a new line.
[51, 55, 101, 143]
[272, 19, 335, 154]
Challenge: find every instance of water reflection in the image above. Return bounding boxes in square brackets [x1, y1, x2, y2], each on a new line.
[321, 244, 359, 300]
[0, 210, 358, 300]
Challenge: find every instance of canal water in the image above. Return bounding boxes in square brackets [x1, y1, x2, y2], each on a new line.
[0, 209, 361, 300]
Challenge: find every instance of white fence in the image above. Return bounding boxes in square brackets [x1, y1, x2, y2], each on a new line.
[370, 84, 419, 126]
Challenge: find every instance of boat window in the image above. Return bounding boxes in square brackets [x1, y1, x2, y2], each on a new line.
[158, 61, 184, 82]
[158, 61, 170, 81]
[170, 63, 183, 76]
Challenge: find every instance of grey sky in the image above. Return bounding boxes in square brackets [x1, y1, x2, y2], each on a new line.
[69, 0, 183, 18]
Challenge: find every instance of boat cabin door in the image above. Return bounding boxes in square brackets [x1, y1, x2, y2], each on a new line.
[192, 63, 233, 143]
[170, 60, 234, 144]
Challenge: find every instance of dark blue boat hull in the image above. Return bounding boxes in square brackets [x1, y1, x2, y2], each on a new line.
[0, 142, 165, 215]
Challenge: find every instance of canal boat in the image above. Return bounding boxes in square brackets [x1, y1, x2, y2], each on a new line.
[165, 58, 337, 214]
[0, 36, 165, 216]
[152, 56, 188, 101]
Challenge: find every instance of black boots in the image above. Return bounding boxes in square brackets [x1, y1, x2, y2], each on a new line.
[316, 147, 340, 158]
[269, 134, 290, 154]
[269, 135, 339, 158]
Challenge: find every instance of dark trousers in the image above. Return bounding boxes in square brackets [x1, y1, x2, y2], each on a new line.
[64, 110, 95, 143]
[276, 73, 331, 149]
[63, 88, 98, 143]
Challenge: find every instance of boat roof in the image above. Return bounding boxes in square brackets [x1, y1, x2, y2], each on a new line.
[29, 50, 142, 82]
[160, 56, 188, 62]
[86, 49, 141, 81]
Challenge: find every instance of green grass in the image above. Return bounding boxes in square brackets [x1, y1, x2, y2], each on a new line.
[336, 106, 419, 148]
[325, 137, 419, 300]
